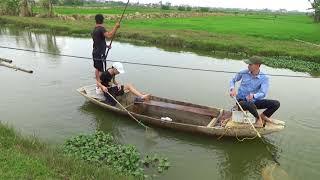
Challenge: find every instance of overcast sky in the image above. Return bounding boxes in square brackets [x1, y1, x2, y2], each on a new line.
[117, 0, 311, 11]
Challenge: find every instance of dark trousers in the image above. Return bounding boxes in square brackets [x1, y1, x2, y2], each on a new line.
[238, 99, 280, 118]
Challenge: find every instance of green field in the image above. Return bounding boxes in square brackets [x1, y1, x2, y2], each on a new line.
[125, 15, 320, 42]
[1, 9, 320, 73]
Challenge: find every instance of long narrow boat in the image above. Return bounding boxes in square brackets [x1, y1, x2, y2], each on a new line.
[77, 85, 285, 137]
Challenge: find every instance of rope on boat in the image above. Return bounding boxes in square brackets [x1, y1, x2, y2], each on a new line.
[217, 125, 258, 141]
[235, 129, 258, 142]
[219, 124, 281, 165]
[0, 45, 317, 79]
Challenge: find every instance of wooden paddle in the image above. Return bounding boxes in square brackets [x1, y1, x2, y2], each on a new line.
[233, 97, 262, 138]
[105, 90, 149, 130]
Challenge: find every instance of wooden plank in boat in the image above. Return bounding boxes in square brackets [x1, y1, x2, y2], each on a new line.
[207, 109, 224, 127]
[140, 100, 215, 117]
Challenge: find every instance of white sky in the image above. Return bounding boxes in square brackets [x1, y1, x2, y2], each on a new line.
[117, 0, 311, 11]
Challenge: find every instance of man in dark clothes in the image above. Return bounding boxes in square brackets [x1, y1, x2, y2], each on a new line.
[97, 62, 151, 106]
[92, 14, 120, 93]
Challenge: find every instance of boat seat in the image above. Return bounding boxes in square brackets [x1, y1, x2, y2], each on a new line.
[140, 100, 216, 117]
[83, 85, 105, 101]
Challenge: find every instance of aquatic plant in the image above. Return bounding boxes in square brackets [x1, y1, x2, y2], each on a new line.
[264, 56, 320, 76]
[63, 131, 170, 178]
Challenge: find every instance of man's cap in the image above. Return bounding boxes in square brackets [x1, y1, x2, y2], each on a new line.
[244, 56, 264, 64]
[112, 62, 125, 74]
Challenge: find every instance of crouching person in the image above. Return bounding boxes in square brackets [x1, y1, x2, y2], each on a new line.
[97, 62, 150, 106]
[229, 56, 281, 127]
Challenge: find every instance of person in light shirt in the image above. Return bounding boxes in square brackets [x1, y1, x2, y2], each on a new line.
[229, 56, 280, 127]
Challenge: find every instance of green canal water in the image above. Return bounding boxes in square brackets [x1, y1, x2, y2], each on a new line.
[0, 28, 319, 180]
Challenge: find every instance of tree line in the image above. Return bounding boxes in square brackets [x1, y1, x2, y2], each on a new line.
[0, 0, 319, 23]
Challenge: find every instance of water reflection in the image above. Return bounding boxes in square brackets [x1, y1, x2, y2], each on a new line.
[79, 101, 125, 140]
[218, 139, 280, 180]
[0, 27, 60, 54]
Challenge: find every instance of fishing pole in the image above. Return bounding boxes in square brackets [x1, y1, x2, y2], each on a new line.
[104, 0, 130, 71]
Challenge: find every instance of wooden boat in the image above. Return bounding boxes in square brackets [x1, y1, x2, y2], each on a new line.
[77, 85, 285, 137]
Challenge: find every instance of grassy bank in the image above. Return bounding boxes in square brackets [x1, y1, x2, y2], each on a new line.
[0, 123, 132, 179]
[0, 14, 320, 74]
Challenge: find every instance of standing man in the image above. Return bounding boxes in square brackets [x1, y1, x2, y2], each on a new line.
[92, 14, 120, 93]
[229, 56, 280, 127]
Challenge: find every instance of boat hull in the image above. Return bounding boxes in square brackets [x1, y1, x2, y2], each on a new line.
[77, 85, 285, 137]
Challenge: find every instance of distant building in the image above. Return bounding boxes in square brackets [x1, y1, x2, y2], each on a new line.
[279, 9, 288, 13]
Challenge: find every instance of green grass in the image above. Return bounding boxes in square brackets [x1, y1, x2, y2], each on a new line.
[0, 12, 320, 73]
[0, 123, 132, 179]
[0, 149, 55, 179]
[124, 15, 320, 42]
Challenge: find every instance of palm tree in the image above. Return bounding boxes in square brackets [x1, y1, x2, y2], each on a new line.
[309, 0, 320, 22]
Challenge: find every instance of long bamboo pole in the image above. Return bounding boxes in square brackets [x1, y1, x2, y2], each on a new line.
[0, 62, 33, 74]
[105, 90, 148, 129]
[0, 57, 13, 63]
[104, 0, 130, 71]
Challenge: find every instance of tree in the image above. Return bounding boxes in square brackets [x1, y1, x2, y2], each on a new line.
[51, 0, 60, 4]
[309, 0, 320, 22]
[20, 0, 33, 17]
[0, 0, 20, 15]
[177, 6, 186, 11]
[161, 5, 170, 10]
[63, 0, 84, 6]
[200, 7, 209, 12]
[40, 0, 54, 17]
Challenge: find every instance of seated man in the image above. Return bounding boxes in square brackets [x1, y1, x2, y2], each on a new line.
[229, 56, 280, 127]
[97, 62, 150, 106]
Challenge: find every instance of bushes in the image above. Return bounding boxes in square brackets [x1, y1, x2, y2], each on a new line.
[178, 6, 185, 11]
[0, 0, 20, 15]
[200, 7, 210, 12]
[161, 5, 170, 10]
[178, 6, 192, 12]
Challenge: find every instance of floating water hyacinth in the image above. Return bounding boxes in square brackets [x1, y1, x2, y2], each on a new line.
[63, 131, 170, 178]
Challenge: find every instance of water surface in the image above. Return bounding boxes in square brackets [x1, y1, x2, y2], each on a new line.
[0, 28, 319, 180]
